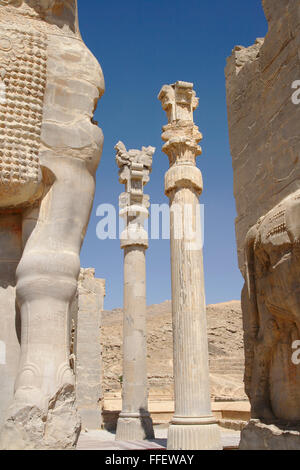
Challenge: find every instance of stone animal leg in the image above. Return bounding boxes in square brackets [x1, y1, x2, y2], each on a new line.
[241, 283, 256, 400]
[242, 225, 260, 400]
[250, 306, 279, 422]
[0, 157, 96, 450]
[243, 224, 277, 421]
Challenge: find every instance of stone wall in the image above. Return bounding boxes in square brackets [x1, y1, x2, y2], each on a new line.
[0, 286, 20, 430]
[225, 1, 300, 438]
[225, 0, 300, 272]
[72, 268, 105, 430]
[0, 215, 22, 430]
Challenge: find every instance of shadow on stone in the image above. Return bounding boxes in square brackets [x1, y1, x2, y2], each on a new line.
[139, 407, 155, 440]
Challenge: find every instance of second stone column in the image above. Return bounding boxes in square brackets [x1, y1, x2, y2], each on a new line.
[158, 82, 222, 450]
[115, 141, 155, 441]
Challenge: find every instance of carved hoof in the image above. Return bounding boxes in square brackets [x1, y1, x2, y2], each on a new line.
[57, 362, 75, 389]
[14, 362, 42, 392]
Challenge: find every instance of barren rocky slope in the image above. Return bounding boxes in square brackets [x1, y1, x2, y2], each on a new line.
[102, 300, 246, 401]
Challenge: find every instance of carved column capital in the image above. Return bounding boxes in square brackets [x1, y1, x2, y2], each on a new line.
[158, 81, 203, 196]
[115, 141, 155, 249]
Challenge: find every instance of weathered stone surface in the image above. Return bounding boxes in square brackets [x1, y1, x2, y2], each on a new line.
[226, 0, 300, 449]
[240, 420, 300, 450]
[226, 0, 300, 272]
[242, 192, 300, 423]
[0, 384, 81, 450]
[102, 300, 246, 402]
[0, 0, 104, 450]
[0, 214, 22, 430]
[72, 269, 105, 431]
[159, 82, 221, 450]
[115, 142, 155, 441]
[0, 286, 19, 430]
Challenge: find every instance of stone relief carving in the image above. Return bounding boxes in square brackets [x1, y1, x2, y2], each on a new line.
[0, 0, 104, 449]
[243, 190, 300, 423]
[226, 0, 300, 449]
[0, 25, 46, 207]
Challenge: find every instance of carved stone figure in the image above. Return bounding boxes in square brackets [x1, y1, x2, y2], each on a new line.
[115, 141, 155, 441]
[225, 0, 300, 449]
[0, 0, 104, 449]
[243, 190, 300, 423]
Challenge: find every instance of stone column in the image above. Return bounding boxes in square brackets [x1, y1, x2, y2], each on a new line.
[72, 269, 106, 431]
[115, 141, 155, 441]
[158, 81, 221, 450]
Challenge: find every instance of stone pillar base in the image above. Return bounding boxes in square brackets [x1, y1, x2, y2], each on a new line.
[239, 419, 300, 450]
[167, 421, 222, 450]
[116, 415, 155, 441]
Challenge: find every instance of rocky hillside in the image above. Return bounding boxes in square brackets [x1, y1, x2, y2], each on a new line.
[102, 300, 246, 401]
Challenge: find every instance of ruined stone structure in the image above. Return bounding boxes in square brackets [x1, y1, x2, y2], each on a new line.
[225, 0, 300, 449]
[72, 269, 105, 431]
[115, 141, 155, 441]
[102, 300, 246, 402]
[0, 0, 104, 449]
[158, 81, 221, 450]
[0, 283, 19, 433]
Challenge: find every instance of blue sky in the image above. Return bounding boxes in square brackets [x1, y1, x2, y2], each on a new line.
[78, 0, 268, 310]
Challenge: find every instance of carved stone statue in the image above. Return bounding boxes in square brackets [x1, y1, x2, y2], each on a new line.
[243, 190, 300, 423]
[225, 0, 300, 449]
[0, 0, 104, 449]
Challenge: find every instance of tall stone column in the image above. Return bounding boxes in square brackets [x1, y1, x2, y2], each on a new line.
[158, 81, 221, 450]
[115, 141, 155, 441]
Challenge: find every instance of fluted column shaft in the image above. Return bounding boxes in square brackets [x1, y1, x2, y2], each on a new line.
[159, 81, 221, 450]
[170, 187, 211, 418]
